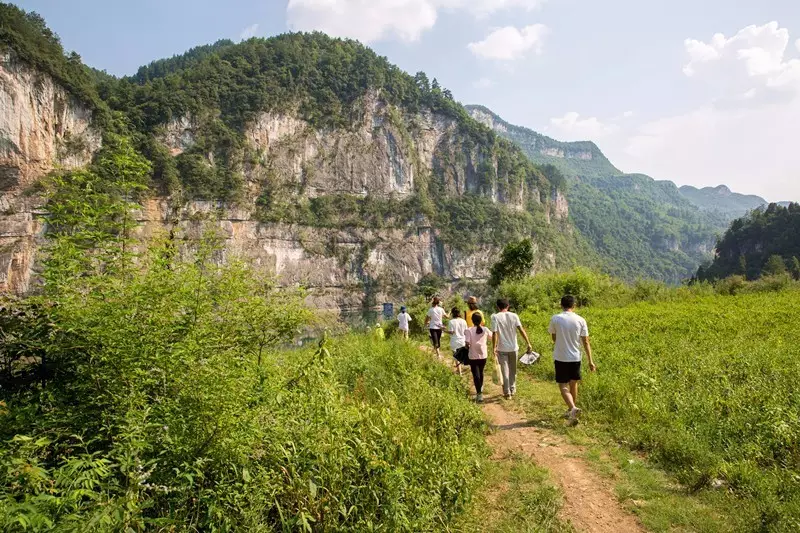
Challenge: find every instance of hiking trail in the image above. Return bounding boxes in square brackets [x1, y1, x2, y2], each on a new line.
[479, 378, 644, 532]
[432, 347, 645, 532]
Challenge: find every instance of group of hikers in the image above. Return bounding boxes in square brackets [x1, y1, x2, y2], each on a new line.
[395, 295, 595, 422]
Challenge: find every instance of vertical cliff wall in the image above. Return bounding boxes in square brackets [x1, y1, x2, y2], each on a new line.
[0, 52, 101, 293]
[0, 58, 572, 308]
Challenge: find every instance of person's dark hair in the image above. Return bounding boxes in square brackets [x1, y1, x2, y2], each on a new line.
[432, 296, 441, 307]
[561, 295, 576, 309]
[472, 312, 484, 334]
[496, 298, 510, 311]
[451, 307, 461, 318]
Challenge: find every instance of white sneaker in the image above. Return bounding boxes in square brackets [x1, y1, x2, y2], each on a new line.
[568, 407, 582, 421]
[476, 393, 483, 403]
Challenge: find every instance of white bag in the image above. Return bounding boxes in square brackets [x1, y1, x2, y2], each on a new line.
[519, 350, 541, 365]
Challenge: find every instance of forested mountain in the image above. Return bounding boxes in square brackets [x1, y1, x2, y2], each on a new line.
[0, 3, 591, 303]
[678, 185, 768, 219]
[466, 105, 760, 283]
[698, 203, 800, 280]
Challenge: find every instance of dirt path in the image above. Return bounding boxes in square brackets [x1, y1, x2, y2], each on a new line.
[479, 379, 645, 533]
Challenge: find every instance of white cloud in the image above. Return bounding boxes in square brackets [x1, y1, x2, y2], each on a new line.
[286, 0, 550, 44]
[622, 111, 634, 118]
[468, 24, 549, 60]
[239, 23, 260, 40]
[682, 22, 800, 98]
[473, 77, 495, 89]
[617, 99, 800, 200]
[604, 22, 800, 201]
[547, 111, 619, 141]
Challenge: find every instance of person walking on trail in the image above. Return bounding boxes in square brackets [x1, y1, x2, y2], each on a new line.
[465, 312, 492, 403]
[548, 295, 596, 423]
[424, 296, 449, 359]
[465, 296, 480, 331]
[397, 306, 412, 340]
[447, 307, 468, 375]
[491, 299, 533, 399]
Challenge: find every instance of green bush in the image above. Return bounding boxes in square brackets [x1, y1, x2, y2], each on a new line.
[715, 275, 747, 296]
[500, 268, 623, 312]
[0, 247, 486, 530]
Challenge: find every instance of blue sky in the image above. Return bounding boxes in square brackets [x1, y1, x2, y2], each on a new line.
[15, 0, 800, 201]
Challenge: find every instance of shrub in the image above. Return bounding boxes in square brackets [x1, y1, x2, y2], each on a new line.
[501, 268, 621, 312]
[0, 245, 486, 530]
[715, 275, 747, 296]
[488, 239, 534, 288]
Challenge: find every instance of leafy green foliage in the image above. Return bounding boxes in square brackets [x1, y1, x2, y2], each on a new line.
[488, 239, 534, 287]
[0, 256, 485, 530]
[700, 203, 800, 281]
[763, 254, 788, 276]
[416, 273, 447, 299]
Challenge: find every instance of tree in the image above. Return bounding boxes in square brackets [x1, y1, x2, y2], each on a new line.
[488, 239, 535, 287]
[414, 71, 430, 92]
[792, 256, 800, 280]
[763, 254, 787, 277]
[738, 254, 747, 276]
[416, 272, 447, 299]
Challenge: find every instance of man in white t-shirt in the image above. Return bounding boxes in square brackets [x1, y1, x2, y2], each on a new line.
[491, 299, 533, 399]
[397, 306, 412, 340]
[548, 295, 596, 422]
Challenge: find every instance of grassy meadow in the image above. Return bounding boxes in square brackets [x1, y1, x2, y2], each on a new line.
[519, 289, 800, 531]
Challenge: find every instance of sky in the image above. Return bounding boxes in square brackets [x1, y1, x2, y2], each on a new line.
[15, 0, 800, 201]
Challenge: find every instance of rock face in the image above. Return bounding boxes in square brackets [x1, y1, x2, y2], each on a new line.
[131, 200, 510, 310]
[0, 52, 101, 293]
[0, 63, 565, 307]
[465, 105, 621, 179]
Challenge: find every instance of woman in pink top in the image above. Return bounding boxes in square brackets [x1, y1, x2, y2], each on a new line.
[465, 312, 493, 403]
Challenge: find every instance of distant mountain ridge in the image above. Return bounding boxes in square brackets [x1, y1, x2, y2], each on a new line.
[466, 105, 736, 282]
[466, 105, 779, 216]
[678, 185, 769, 219]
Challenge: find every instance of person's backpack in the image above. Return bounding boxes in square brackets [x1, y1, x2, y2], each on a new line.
[454, 346, 470, 365]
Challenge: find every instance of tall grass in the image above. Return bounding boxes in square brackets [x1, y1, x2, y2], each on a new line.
[520, 290, 800, 531]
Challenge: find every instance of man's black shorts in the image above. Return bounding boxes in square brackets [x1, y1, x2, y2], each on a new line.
[554, 360, 582, 383]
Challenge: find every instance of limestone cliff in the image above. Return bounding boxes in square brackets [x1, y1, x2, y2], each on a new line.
[0, 51, 101, 293]
[0, 57, 572, 308]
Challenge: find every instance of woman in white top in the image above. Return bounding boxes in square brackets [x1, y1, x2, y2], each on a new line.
[424, 296, 449, 359]
[447, 307, 468, 375]
[464, 312, 492, 403]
